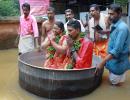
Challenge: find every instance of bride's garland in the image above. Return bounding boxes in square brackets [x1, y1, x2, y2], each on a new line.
[47, 35, 61, 59]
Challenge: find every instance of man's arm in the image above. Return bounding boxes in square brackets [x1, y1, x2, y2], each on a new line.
[41, 37, 50, 49]
[98, 54, 113, 69]
[32, 16, 39, 48]
[109, 29, 128, 58]
[95, 53, 113, 75]
[34, 37, 39, 48]
[41, 21, 46, 42]
[105, 16, 111, 29]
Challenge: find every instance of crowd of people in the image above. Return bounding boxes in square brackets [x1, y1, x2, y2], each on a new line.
[18, 3, 130, 86]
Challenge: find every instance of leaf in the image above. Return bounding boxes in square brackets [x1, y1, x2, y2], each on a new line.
[47, 46, 56, 51]
[79, 32, 86, 38]
[55, 35, 60, 43]
[66, 64, 73, 69]
[48, 54, 54, 59]
[73, 40, 81, 51]
[0, 0, 20, 16]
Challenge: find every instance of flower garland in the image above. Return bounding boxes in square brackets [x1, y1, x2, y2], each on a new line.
[66, 32, 86, 69]
[47, 35, 61, 59]
[79, 32, 86, 38]
[71, 32, 86, 53]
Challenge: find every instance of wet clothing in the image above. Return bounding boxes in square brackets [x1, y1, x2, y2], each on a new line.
[109, 72, 126, 85]
[106, 19, 130, 75]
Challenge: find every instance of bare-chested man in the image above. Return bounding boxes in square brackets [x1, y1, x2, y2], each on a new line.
[41, 7, 55, 41]
[88, 4, 111, 58]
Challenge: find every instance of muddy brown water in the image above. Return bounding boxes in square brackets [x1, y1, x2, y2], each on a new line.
[0, 49, 130, 100]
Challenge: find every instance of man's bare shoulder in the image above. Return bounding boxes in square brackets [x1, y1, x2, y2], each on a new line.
[42, 20, 49, 26]
[42, 20, 49, 24]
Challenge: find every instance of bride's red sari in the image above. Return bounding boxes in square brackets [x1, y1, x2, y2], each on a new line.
[43, 35, 73, 69]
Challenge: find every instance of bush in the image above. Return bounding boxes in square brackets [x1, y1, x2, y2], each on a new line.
[115, 0, 128, 5]
[0, 0, 20, 16]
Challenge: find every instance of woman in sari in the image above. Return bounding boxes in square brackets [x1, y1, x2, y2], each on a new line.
[42, 21, 72, 69]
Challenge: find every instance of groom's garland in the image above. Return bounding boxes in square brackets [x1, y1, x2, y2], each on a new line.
[71, 32, 86, 54]
[66, 40, 81, 69]
[66, 32, 86, 69]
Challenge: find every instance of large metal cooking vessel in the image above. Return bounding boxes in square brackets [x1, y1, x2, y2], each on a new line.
[18, 51, 103, 99]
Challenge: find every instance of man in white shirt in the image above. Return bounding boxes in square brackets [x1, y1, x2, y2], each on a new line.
[64, 9, 85, 34]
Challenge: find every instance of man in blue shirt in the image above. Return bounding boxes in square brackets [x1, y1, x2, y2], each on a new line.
[96, 4, 130, 86]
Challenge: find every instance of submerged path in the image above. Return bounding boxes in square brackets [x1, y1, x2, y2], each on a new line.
[0, 49, 130, 100]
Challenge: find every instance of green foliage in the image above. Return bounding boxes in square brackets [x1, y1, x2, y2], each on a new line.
[66, 64, 73, 69]
[115, 0, 128, 5]
[48, 54, 54, 59]
[55, 35, 61, 43]
[79, 32, 86, 38]
[0, 0, 20, 16]
[72, 40, 81, 51]
[63, 31, 66, 35]
[115, 0, 128, 15]
[47, 46, 56, 52]
[47, 46, 56, 59]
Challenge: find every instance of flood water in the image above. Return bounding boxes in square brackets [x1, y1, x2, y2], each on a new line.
[0, 49, 130, 100]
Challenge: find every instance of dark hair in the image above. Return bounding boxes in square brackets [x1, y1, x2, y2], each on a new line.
[89, 4, 100, 11]
[67, 20, 81, 31]
[65, 9, 74, 14]
[55, 21, 64, 32]
[108, 4, 122, 14]
[47, 7, 55, 13]
[22, 3, 30, 10]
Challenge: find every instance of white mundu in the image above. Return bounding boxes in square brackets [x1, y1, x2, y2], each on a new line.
[109, 72, 126, 85]
[18, 35, 34, 54]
